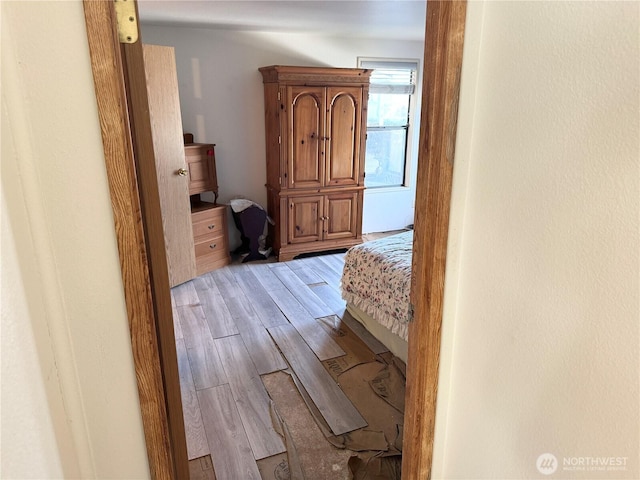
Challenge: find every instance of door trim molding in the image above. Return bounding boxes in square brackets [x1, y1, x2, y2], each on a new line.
[82, 1, 187, 478]
[402, 2, 467, 478]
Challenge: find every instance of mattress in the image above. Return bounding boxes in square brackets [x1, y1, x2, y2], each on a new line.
[341, 230, 413, 344]
[346, 303, 408, 363]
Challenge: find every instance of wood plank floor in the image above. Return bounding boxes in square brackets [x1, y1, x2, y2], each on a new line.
[171, 249, 398, 479]
[268, 323, 367, 435]
[214, 334, 286, 460]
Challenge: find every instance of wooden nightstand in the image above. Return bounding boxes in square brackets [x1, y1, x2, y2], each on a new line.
[191, 200, 231, 274]
[185, 141, 230, 274]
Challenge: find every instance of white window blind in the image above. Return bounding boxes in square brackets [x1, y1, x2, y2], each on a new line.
[359, 60, 418, 95]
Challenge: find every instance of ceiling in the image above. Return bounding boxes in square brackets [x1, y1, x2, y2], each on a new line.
[137, 1, 427, 41]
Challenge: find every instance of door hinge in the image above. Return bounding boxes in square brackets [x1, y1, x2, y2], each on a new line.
[113, 0, 139, 44]
[278, 91, 281, 101]
[278, 135, 281, 144]
[408, 302, 415, 322]
[279, 176, 282, 185]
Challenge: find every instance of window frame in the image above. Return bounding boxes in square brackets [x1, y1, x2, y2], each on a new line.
[358, 57, 421, 190]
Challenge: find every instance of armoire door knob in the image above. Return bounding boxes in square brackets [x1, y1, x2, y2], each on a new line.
[177, 168, 188, 177]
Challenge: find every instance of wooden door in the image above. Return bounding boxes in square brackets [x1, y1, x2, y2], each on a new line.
[288, 86, 325, 189]
[325, 87, 362, 187]
[288, 195, 324, 244]
[143, 44, 196, 287]
[324, 192, 358, 241]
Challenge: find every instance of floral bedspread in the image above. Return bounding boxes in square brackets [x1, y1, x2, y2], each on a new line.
[341, 231, 413, 341]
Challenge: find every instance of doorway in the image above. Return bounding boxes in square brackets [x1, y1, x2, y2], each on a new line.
[82, 1, 467, 477]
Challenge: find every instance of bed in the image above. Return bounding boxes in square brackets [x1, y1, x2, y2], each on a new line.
[340, 230, 413, 362]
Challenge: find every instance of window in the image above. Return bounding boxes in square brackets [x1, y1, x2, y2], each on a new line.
[358, 59, 418, 188]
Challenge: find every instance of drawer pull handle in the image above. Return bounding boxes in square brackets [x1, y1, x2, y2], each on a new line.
[208, 224, 215, 230]
[209, 244, 217, 249]
[177, 168, 188, 177]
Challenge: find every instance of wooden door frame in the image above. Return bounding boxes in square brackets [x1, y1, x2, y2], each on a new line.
[82, 0, 467, 478]
[82, 1, 188, 478]
[403, 2, 467, 477]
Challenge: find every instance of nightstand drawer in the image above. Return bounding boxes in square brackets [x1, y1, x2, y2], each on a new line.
[194, 234, 226, 259]
[192, 212, 225, 240]
[191, 202, 231, 274]
[193, 234, 230, 275]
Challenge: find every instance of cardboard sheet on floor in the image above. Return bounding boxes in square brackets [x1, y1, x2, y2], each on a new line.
[286, 369, 387, 452]
[262, 371, 353, 480]
[265, 314, 407, 478]
[189, 455, 216, 480]
[392, 356, 406, 379]
[393, 425, 403, 452]
[317, 315, 377, 379]
[259, 399, 304, 480]
[368, 362, 406, 413]
[285, 361, 404, 455]
[348, 452, 402, 480]
[257, 453, 290, 480]
[337, 362, 404, 452]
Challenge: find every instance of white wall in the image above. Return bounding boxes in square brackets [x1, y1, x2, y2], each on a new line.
[434, 1, 639, 479]
[1, 1, 150, 478]
[140, 25, 424, 242]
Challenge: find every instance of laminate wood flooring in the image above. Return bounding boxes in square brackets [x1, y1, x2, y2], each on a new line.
[268, 264, 335, 319]
[193, 275, 239, 338]
[214, 334, 286, 460]
[261, 284, 345, 361]
[207, 269, 287, 375]
[176, 339, 209, 460]
[178, 304, 227, 390]
[197, 384, 261, 480]
[232, 270, 289, 328]
[171, 250, 398, 480]
[268, 323, 367, 435]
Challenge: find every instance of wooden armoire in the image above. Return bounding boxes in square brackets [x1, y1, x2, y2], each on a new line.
[259, 66, 371, 261]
